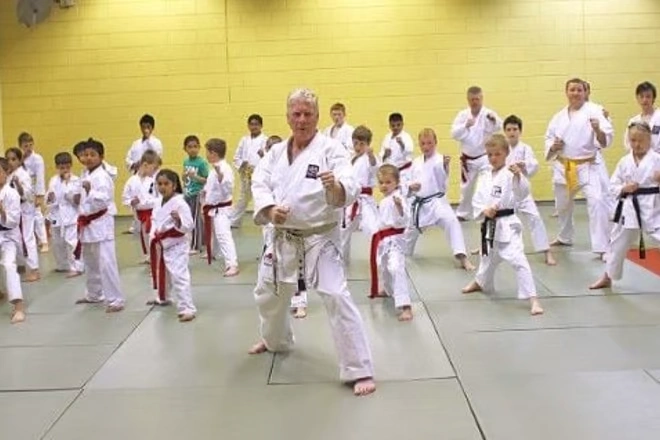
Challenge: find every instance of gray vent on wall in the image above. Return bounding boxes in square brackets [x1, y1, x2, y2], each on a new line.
[16, 0, 53, 28]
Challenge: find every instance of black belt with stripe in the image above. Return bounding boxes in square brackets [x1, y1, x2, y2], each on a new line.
[481, 209, 515, 256]
[613, 186, 660, 259]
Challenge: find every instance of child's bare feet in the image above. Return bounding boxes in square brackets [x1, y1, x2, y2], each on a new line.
[458, 254, 475, 271]
[293, 307, 307, 319]
[224, 266, 240, 277]
[462, 281, 482, 294]
[75, 297, 103, 304]
[23, 271, 40, 282]
[353, 377, 376, 396]
[550, 239, 572, 247]
[105, 305, 124, 313]
[178, 313, 195, 322]
[530, 297, 544, 315]
[40, 244, 49, 253]
[544, 250, 557, 266]
[398, 306, 413, 321]
[589, 274, 612, 290]
[11, 309, 26, 324]
[65, 271, 83, 278]
[146, 299, 172, 306]
[248, 340, 268, 355]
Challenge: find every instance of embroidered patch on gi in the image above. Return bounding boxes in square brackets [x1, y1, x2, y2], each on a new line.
[491, 186, 502, 197]
[262, 253, 273, 267]
[653, 125, 660, 135]
[305, 164, 320, 179]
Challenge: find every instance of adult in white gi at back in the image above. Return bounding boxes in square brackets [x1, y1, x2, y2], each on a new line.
[451, 86, 503, 220]
[248, 88, 376, 396]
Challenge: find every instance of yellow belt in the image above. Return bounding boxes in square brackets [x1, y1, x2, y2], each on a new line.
[558, 156, 595, 193]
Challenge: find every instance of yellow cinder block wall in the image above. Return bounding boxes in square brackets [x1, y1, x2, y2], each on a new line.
[1, 0, 660, 214]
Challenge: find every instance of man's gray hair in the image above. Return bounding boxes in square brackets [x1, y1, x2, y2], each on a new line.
[287, 88, 319, 113]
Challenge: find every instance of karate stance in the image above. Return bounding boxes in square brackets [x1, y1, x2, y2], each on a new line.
[249, 88, 376, 396]
[463, 134, 544, 316]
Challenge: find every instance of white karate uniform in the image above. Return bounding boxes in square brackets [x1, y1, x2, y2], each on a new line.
[0, 184, 23, 302]
[78, 165, 124, 308]
[252, 132, 374, 382]
[122, 174, 158, 256]
[323, 123, 355, 153]
[404, 153, 468, 257]
[149, 194, 196, 315]
[451, 106, 503, 219]
[10, 167, 39, 271]
[339, 153, 379, 264]
[605, 151, 660, 280]
[47, 175, 83, 273]
[624, 109, 660, 153]
[379, 131, 414, 185]
[506, 141, 550, 253]
[23, 153, 48, 246]
[203, 160, 238, 269]
[375, 190, 411, 309]
[230, 133, 268, 227]
[472, 167, 537, 299]
[125, 135, 163, 171]
[545, 103, 614, 253]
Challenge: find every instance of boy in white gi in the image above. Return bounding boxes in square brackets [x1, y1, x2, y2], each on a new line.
[624, 82, 660, 153]
[340, 125, 379, 265]
[451, 86, 503, 220]
[323, 103, 355, 152]
[590, 122, 660, 289]
[463, 134, 544, 316]
[404, 128, 474, 270]
[201, 138, 239, 276]
[18, 132, 49, 253]
[122, 151, 161, 263]
[230, 114, 268, 228]
[125, 113, 163, 173]
[74, 139, 125, 313]
[6, 147, 40, 282]
[249, 88, 375, 396]
[0, 157, 26, 323]
[503, 115, 556, 265]
[545, 78, 614, 258]
[47, 152, 83, 277]
[149, 169, 196, 322]
[370, 164, 413, 321]
[380, 113, 414, 185]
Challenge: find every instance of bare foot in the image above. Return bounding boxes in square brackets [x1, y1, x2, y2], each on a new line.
[589, 274, 611, 290]
[544, 251, 557, 266]
[10, 310, 26, 324]
[398, 306, 413, 321]
[40, 244, 49, 253]
[550, 239, 572, 247]
[293, 307, 307, 319]
[75, 297, 103, 304]
[462, 281, 482, 294]
[459, 255, 475, 271]
[66, 271, 83, 278]
[353, 377, 376, 396]
[105, 305, 124, 313]
[248, 341, 268, 355]
[224, 267, 240, 277]
[178, 313, 195, 322]
[530, 298, 544, 315]
[146, 299, 172, 306]
[23, 271, 40, 283]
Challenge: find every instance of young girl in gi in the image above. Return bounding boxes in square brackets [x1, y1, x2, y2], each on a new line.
[6, 147, 40, 282]
[590, 122, 660, 289]
[462, 134, 544, 316]
[404, 128, 474, 270]
[0, 157, 26, 323]
[47, 152, 84, 277]
[122, 151, 161, 263]
[148, 169, 196, 322]
[370, 164, 413, 321]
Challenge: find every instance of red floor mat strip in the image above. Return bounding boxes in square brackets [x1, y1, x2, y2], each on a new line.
[626, 248, 660, 276]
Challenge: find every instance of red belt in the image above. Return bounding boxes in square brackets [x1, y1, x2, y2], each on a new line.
[150, 228, 185, 302]
[136, 208, 153, 254]
[398, 162, 412, 171]
[460, 153, 485, 183]
[369, 227, 405, 297]
[202, 200, 232, 264]
[349, 187, 373, 222]
[73, 209, 108, 260]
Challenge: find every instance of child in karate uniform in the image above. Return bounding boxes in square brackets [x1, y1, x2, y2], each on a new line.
[462, 134, 544, 316]
[74, 139, 124, 313]
[503, 115, 556, 265]
[404, 128, 474, 270]
[0, 157, 26, 323]
[201, 138, 239, 276]
[122, 151, 161, 263]
[590, 122, 660, 289]
[47, 152, 83, 277]
[624, 82, 660, 153]
[148, 169, 196, 322]
[340, 125, 379, 265]
[6, 147, 40, 282]
[370, 164, 413, 321]
[18, 132, 49, 253]
[380, 113, 414, 185]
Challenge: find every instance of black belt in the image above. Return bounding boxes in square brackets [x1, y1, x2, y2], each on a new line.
[480, 209, 515, 256]
[0, 225, 13, 231]
[411, 191, 445, 233]
[613, 187, 660, 259]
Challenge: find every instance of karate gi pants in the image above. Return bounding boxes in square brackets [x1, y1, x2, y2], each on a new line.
[606, 225, 660, 281]
[159, 241, 196, 315]
[377, 241, 411, 309]
[18, 212, 39, 271]
[516, 196, 550, 252]
[51, 225, 84, 273]
[34, 209, 48, 245]
[82, 240, 124, 307]
[455, 155, 489, 219]
[212, 211, 238, 269]
[0, 238, 22, 302]
[339, 200, 378, 265]
[229, 174, 252, 227]
[404, 201, 467, 257]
